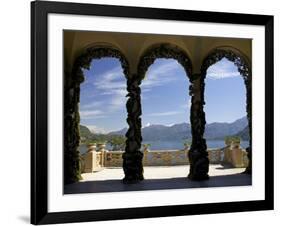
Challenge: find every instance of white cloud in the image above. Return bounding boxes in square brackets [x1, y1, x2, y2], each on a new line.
[80, 101, 104, 110]
[206, 58, 241, 80]
[93, 67, 127, 112]
[80, 65, 128, 116]
[188, 98, 192, 108]
[109, 91, 127, 111]
[94, 66, 126, 92]
[207, 71, 240, 79]
[141, 60, 185, 90]
[180, 99, 191, 109]
[86, 125, 108, 134]
[79, 110, 105, 118]
[142, 122, 151, 128]
[147, 111, 183, 117]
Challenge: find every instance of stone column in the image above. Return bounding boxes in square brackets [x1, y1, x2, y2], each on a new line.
[122, 75, 144, 183]
[97, 143, 106, 167]
[244, 82, 252, 174]
[64, 84, 82, 184]
[84, 143, 97, 173]
[188, 74, 209, 180]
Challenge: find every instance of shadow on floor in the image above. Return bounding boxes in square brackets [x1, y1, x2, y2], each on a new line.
[215, 163, 237, 170]
[64, 174, 252, 194]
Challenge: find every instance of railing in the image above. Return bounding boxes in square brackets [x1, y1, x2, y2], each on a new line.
[81, 142, 249, 173]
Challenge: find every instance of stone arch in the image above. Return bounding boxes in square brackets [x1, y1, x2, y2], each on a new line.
[137, 43, 193, 81]
[72, 44, 130, 80]
[201, 46, 251, 72]
[200, 47, 252, 174]
[64, 45, 130, 184]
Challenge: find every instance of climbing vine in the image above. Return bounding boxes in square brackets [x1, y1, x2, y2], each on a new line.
[188, 77, 209, 180]
[122, 75, 144, 183]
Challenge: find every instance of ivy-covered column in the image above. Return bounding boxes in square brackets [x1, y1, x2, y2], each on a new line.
[64, 69, 84, 184]
[244, 73, 252, 174]
[188, 74, 209, 180]
[122, 75, 144, 183]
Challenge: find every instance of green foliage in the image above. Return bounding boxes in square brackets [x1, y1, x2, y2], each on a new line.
[183, 139, 191, 147]
[80, 125, 126, 151]
[87, 134, 107, 144]
[142, 143, 151, 149]
[225, 136, 241, 145]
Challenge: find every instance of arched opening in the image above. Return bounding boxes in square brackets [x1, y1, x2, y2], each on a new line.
[64, 46, 130, 184]
[201, 49, 251, 174]
[204, 57, 249, 147]
[141, 59, 191, 151]
[137, 43, 193, 178]
[140, 59, 191, 171]
[79, 57, 127, 152]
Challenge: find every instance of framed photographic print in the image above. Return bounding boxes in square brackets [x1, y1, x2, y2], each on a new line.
[31, 0, 274, 224]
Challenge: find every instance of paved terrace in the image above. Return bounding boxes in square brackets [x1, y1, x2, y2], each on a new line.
[64, 164, 251, 194]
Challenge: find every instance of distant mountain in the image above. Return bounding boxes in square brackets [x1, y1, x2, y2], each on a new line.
[235, 126, 250, 140]
[79, 125, 92, 139]
[109, 116, 249, 141]
[109, 127, 127, 136]
[142, 123, 191, 141]
[80, 125, 127, 145]
[204, 116, 248, 139]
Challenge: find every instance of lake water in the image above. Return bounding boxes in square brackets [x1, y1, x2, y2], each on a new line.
[79, 140, 249, 154]
[142, 140, 249, 150]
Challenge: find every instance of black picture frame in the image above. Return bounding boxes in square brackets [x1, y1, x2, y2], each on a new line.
[31, 0, 274, 224]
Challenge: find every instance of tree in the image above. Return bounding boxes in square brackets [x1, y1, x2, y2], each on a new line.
[108, 135, 126, 151]
[225, 136, 241, 146]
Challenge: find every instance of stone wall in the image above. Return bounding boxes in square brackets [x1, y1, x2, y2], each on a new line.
[81, 143, 249, 173]
[104, 151, 124, 167]
[143, 150, 189, 166]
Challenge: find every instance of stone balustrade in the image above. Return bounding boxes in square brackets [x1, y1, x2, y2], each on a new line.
[80, 142, 249, 173]
[82, 143, 105, 173]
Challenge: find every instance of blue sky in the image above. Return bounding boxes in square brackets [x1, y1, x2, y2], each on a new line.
[80, 57, 247, 133]
[204, 58, 246, 123]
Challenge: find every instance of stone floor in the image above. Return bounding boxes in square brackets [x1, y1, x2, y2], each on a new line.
[64, 164, 252, 194]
